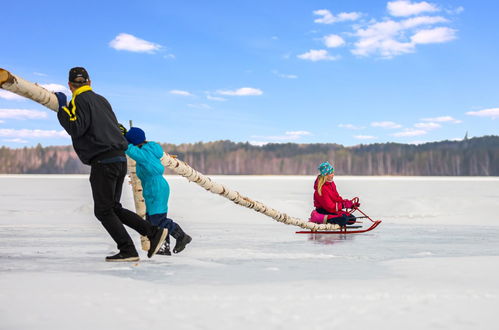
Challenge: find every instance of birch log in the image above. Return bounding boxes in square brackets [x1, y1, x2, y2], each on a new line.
[159, 154, 340, 231]
[126, 157, 151, 251]
[0, 67, 340, 232]
[0, 69, 59, 112]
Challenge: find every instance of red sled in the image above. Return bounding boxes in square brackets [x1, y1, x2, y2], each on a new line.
[296, 205, 382, 235]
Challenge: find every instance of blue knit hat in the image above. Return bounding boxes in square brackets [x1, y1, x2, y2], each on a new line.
[125, 127, 146, 145]
[318, 161, 334, 176]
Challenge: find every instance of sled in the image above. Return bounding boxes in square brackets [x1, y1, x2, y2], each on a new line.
[296, 205, 382, 235]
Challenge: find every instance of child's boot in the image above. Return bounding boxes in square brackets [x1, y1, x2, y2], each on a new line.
[157, 235, 172, 256]
[171, 225, 192, 254]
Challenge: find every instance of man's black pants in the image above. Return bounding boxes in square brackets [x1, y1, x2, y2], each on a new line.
[90, 161, 152, 255]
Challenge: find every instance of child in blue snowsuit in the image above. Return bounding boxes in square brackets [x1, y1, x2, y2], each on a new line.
[125, 127, 191, 255]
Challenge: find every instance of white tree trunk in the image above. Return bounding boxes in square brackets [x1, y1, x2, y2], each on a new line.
[159, 154, 340, 231]
[0, 68, 340, 232]
[0, 69, 59, 112]
[126, 157, 151, 251]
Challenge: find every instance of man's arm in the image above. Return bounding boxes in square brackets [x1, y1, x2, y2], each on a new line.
[55, 93, 91, 138]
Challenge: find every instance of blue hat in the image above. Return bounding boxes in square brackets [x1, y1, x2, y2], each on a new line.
[318, 161, 334, 176]
[125, 127, 146, 145]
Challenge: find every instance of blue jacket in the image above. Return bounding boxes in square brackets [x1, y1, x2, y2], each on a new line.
[125, 141, 169, 215]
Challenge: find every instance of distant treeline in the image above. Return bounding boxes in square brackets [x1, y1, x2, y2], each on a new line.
[1, 135, 498, 175]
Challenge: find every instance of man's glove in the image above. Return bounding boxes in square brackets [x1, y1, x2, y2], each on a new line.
[54, 92, 67, 112]
[118, 123, 127, 135]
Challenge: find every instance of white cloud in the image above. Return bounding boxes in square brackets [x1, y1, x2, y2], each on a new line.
[352, 15, 453, 57]
[0, 120, 4, 124]
[324, 34, 346, 48]
[421, 116, 461, 123]
[109, 33, 162, 53]
[251, 131, 312, 143]
[40, 84, 71, 95]
[3, 138, 28, 143]
[402, 15, 448, 28]
[169, 90, 192, 96]
[371, 121, 402, 129]
[33, 72, 47, 77]
[446, 6, 464, 15]
[0, 128, 69, 138]
[387, 1, 439, 17]
[285, 131, 311, 137]
[206, 95, 227, 101]
[297, 49, 340, 61]
[414, 122, 441, 129]
[216, 87, 263, 96]
[249, 141, 269, 146]
[0, 109, 48, 120]
[411, 27, 457, 44]
[313, 9, 361, 24]
[392, 129, 427, 137]
[338, 124, 365, 130]
[466, 108, 499, 119]
[354, 135, 377, 140]
[0, 90, 25, 100]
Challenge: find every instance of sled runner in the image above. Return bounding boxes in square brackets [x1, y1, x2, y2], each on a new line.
[296, 204, 382, 235]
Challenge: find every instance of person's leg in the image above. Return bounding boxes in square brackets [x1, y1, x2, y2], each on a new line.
[112, 163, 156, 236]
[90, 162, 138, 257]
[171, 224, 192, 254]
[326, 215, 348, 226]
[110, 162, 167, 258]
[147, 213, 177, 233]
[146, 213, 178, 256]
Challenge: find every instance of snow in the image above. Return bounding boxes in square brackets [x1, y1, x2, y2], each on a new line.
[0, 175, 498, 330]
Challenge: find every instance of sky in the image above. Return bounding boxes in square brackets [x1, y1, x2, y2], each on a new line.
[1, 0, 498, 147]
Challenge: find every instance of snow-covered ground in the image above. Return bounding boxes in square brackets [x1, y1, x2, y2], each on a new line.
[0, 175, 498, 330]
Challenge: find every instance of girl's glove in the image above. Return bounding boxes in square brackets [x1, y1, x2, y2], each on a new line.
[343, 200, 354, 209]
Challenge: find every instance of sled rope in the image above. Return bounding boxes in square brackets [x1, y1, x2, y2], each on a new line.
[0, 68, 340, 231]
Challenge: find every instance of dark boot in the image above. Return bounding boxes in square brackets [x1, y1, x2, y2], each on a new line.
[147, 226, 168, 258]
[105, 251, 139, 262]
[171, 225, 192, 254]
[157, 235, 171, 256]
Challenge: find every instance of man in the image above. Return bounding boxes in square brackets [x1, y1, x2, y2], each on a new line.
[54, 67, 167, 262]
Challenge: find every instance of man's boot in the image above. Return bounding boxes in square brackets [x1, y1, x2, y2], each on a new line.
[171, 225, 192, 254]
[105, 251, 139, 262]
[147, 227, 168, 258]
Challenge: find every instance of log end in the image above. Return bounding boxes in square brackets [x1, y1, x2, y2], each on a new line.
[0, 68, 13, 85]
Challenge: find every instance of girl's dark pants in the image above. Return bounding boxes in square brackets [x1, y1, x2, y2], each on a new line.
[316, 208, 357, 226]
[89, 160, 154, 255]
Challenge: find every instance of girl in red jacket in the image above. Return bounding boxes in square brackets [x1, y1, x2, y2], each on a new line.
[310, 161, 359, 226]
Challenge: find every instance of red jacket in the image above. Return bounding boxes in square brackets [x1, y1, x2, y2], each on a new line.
[313, 178, 347, 214]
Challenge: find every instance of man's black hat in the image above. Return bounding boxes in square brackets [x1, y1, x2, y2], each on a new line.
[68, 67, 89, 83]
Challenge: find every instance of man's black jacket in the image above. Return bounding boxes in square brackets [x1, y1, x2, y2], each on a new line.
[57, 86, 127, 165]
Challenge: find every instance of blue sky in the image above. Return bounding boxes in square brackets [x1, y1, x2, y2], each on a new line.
[1, 0, 498, 147]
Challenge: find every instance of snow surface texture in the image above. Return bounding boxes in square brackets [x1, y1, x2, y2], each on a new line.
[0, 175, 498, 330]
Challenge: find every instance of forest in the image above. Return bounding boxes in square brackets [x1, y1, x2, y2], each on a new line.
[0, 135, 497, 176]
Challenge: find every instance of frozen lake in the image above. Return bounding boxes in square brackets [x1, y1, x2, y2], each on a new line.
[0, 175, 498, 330]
